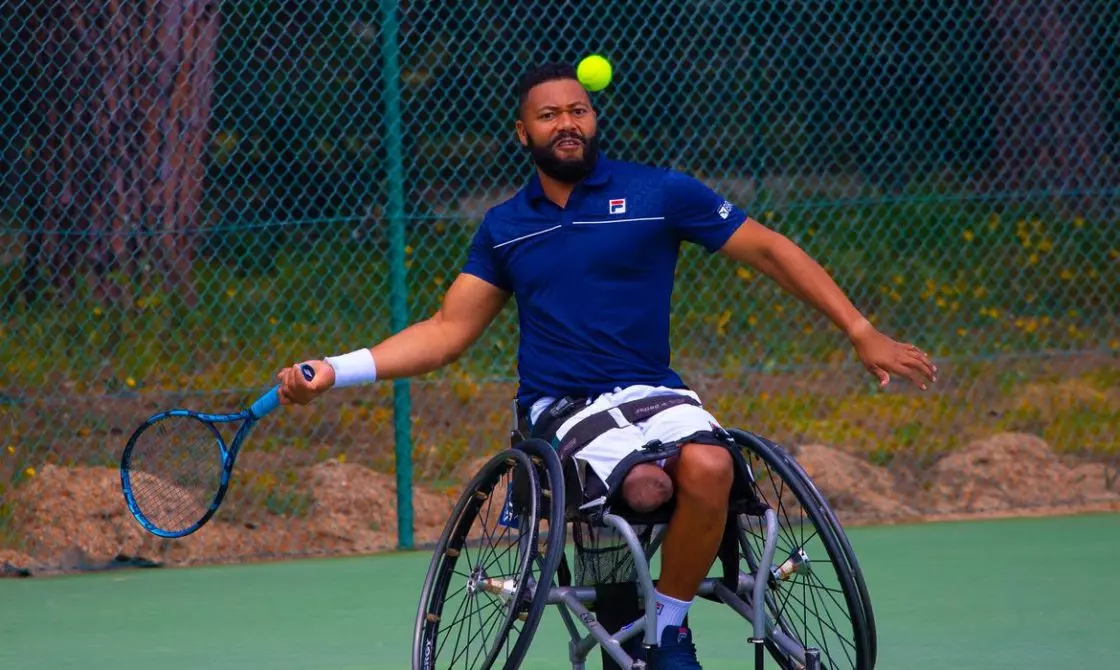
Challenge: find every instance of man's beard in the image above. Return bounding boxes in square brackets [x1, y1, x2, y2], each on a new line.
[525, 130, 600, 183]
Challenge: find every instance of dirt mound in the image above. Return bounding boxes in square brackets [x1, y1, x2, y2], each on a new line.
[7, 432, 1117, 573]
[793, 444, 918, 523]
[918, 432, 1120, 514]
[305, 460, 456, 552]
[9, 460, 457, 573]
[0, 549, 36, 576]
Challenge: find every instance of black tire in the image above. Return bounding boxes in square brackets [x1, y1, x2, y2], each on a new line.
[512, 438, 568, 637]
[769, 439, 878, 668]
[728, 429, 873, 670]
[413, 448, 545, 670]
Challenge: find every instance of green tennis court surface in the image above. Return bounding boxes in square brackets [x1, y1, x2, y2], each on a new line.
[2, 513, 1116, 669]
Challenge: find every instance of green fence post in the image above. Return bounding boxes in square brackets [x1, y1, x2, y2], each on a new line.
[379, 0, 413, 551]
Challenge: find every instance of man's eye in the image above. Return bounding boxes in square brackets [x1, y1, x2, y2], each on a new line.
[573, 108, 586, 116]
[540, 112, 555, 121]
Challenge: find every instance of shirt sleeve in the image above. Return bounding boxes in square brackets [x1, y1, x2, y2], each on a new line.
[461, 215, 513, 292]
[663, 170, 747, 253]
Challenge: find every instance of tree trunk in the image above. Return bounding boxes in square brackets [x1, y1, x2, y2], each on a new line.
[988, 1, 1114, 216]
[26, 0, 219, 309]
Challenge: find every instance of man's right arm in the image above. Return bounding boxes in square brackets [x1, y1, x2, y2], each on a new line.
[368, 273, 509, 379]
[277, 272, 509, 404]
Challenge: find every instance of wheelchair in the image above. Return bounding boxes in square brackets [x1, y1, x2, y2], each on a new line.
[413, 405, 877, 670]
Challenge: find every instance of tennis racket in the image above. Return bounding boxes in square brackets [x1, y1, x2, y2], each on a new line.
[120, 364, 315, 538]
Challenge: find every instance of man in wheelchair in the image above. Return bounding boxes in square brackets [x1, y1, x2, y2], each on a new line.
[277, 62, 936, 669]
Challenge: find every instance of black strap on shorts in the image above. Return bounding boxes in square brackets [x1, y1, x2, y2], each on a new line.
[536, 394, 702, 461]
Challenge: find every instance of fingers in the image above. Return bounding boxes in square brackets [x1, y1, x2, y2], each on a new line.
[868, 364, 890, 388]
[907, 344, 938, 380]
[276, 360, 330, 406]
[907, 350, 937, 382]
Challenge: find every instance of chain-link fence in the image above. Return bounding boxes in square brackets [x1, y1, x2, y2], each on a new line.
[1, 0, 1118, 575]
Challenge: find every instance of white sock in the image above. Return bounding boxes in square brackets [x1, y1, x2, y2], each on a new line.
[654, 589, 693, 639]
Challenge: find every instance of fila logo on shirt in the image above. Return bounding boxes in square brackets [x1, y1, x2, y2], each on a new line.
[608, 198, 626, 215]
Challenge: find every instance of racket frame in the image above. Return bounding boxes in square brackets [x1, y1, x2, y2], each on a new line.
[120, 365, 313, 538]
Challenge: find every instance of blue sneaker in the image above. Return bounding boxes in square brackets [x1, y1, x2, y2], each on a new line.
[647, 625, 703, 669]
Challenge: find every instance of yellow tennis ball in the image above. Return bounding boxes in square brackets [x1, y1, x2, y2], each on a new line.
[577, 54, 612, 92]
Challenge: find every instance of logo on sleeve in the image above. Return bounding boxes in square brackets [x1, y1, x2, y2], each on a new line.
[718, 200, 733, 219]
[609, 198, 627, 215]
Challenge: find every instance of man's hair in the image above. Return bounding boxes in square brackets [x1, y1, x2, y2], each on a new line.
[515, 62, 579, 119]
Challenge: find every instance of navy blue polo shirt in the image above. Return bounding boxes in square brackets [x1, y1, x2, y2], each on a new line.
[463, 155, 747, 410]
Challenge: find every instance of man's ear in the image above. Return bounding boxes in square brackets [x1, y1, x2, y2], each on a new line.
[515, 119, 528, 147]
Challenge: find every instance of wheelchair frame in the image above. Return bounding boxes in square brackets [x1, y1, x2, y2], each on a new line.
[413, 421, 877, 670]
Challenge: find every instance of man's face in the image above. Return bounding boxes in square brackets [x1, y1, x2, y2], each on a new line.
[516, 78, 599, 183]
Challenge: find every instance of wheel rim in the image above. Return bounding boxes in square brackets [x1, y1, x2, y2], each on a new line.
[737, 446, 868, 670]
[417, 451, 540, 670]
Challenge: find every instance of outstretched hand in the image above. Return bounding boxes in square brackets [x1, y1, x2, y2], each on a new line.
[847, 319, 937, 390]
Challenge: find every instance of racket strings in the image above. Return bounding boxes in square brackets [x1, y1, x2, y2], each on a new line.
[128, 418, 225, 532]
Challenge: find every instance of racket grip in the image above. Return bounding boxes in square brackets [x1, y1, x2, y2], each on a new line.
[250, 364, 316, 418]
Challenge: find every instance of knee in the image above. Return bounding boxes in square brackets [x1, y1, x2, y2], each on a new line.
[621, 463, 673, 513]
[674, 443, 733, 499]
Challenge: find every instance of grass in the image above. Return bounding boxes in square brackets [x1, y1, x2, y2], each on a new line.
[1, 200, 1116, 393]
[0, 198, 1117, 524]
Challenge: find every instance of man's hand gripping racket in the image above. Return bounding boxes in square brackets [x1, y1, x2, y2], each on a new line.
[119, 364, 317, 538]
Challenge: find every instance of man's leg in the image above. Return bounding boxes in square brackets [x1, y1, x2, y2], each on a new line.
[620, 462, 674, 512]
[654, 443, 733, 637]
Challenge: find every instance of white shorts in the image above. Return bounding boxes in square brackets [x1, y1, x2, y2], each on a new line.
[529, 385, 722, 495]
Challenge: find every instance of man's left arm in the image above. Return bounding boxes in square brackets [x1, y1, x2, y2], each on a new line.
[718, 217, 937, 390]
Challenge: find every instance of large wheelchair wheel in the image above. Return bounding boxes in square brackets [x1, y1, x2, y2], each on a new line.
[728, 429, 875, 670]
[413, 443, 566, 670]
[770, 438, 878, 668]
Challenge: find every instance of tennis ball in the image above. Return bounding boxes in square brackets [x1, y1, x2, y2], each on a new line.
[577, 54, 612, 92]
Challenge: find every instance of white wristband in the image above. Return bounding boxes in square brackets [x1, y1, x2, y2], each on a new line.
[324, 349, 378, 388]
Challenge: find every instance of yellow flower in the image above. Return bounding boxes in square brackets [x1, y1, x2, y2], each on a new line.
[936, 297, 947, 309]
[6, 446, 13, 454]
[93, 307, 102, 317]
[1028, 253, 1039, 265]
[962, 229, 974, 242]
[226, 287, 236, 298]
[433, 275, 445, 287]
[126, 377, 136, 388]
[988, 213, 1000, 230]
[957, 328, 967, 337]
[1059, 269, 1073, 281]
[337, 453, 347, 464]
[1110, 249, 1119, 260]
[405, 245, 413, 255]
[747, 315, 758, 327]
[736, 267, 753, 281]
[269, 317, 278, 325]
[1073, 217, 1084, 228]
[23, 467, 35, 477]
[989, 308, 1001, 319]
[1037, 239, 1053, 253]
[1110, 340, 1120, 351]
[892, 275, 904, 286]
